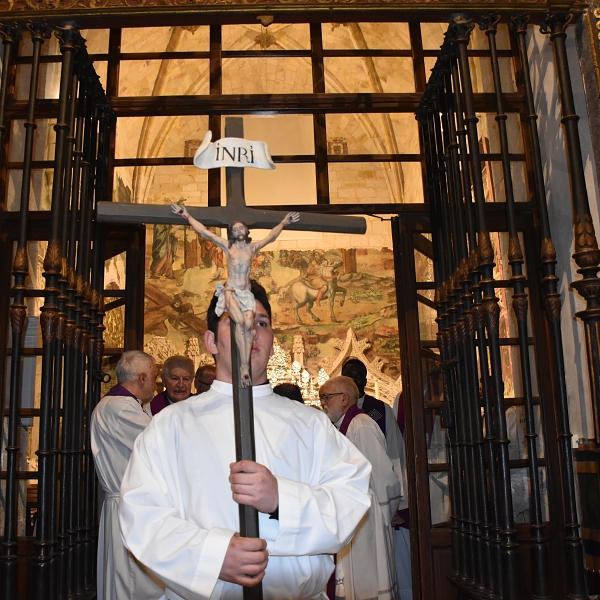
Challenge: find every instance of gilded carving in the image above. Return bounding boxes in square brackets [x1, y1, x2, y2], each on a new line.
[472, 304, 483, 330]
[81, 332, 90, 354]
[73, 326, 82, 350]
[574, 213, 599, 253]
[508, 236, 523, 263]
[0, 0, 551, 13]
[56, 314, 65, 340]
[438, 332, 448, 356]
[91, 289, 100, 311]
[464, 312, 474, 337]
[477, 232, 494, 265]
[509, 13, 530, 34]
[574, 247, 600, 269]
[540, 237, 557, 263]
[459, 258, 469, 282]
[572, 279, 600, 302]
[479, 13, 500, 33]
[67, 265, 76, 290]
[12, 247, 28, 275]
[10, 305, 27, 334]
[442, 330, 452, 354]
[468, 248, 479, 273]
[544, 295, 562, 323]
[40, 308, 58, 343]
[451, 272, 459, 294]
[54, 21, 80, 51]
[26, 19, 52, 41]
[65, 321, 76, 347]
[512, 294, 529, 322]
[0, 22, 21, 42]
[447, 14, 475, 43]
[483, 300, 500, 335]
[440, 282, 447, 305]
[43, 239, 62, 275]
[540, 11, 573, 37]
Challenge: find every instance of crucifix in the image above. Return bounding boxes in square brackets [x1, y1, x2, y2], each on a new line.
[97, 118, 366, 598]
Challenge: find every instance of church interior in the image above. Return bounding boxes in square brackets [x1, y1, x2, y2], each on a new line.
[1, 0, 600, 598]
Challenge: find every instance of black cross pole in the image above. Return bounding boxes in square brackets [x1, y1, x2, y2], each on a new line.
[226, 118, 262, 600]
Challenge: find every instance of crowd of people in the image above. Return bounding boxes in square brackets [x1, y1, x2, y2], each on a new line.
[90, 280, 412, 600]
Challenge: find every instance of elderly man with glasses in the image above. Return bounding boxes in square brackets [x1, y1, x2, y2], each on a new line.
[320, 375, 401, 600]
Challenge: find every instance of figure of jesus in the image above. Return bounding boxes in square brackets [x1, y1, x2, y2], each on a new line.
[172, 203, 300, 387]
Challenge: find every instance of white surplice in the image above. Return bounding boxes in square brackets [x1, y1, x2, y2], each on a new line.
[358, 395, 408, 511]
[119, 381, 372, 600]
[90, 393, 165, 600]
[336, 413, 402, 600]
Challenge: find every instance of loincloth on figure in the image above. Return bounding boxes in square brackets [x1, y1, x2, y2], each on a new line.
[214, 282, 256, 316]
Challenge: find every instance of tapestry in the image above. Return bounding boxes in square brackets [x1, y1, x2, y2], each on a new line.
[142, 223, 401, 402]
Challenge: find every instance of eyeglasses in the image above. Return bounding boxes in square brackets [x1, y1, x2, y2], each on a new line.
[319, 392, 345, 402]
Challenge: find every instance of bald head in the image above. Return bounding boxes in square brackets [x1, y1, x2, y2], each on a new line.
[327, 376, 359, 403]
[319, 376, 359, 423]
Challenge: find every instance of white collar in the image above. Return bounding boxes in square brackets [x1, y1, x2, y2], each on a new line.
[211, 380, 273, 398]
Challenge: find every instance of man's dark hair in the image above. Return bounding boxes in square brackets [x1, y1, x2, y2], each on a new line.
[227, 221, 252, 248]
[342, 357, 367, 377]
[273, 382, 304, 403]
[207, 279, 272, 343]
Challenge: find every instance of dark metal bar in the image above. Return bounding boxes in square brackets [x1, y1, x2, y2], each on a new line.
[450, 51, 504, 599]
[66, 66, 99, 597]
[448, 14, 522, 600]
[431, 76, 481, 591]
[441, 61, 488, 594]
[417, 102, 470, 590]
[81, 98, 112, 593]
[441, 52, 494, 598]
[53, 53, 79, 600]
[310, 22, 329, 205]
[537, 12, 593, 600]
[72, 58, 103, 597]
[0, 23, 21, 169]
[33, 22, 79, 600]
[55, 102, 83, 595]
[0, 20, 48, 600]
[481, 14, 551, 599]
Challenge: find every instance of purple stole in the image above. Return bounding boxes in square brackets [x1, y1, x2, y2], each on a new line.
[362, 394, 386, 439]
[105, 383, 138, 400]
[339, 403, 366, 436]
[150, 391, 171, 416]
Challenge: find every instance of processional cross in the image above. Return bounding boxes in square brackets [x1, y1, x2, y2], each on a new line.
[97, 118, 366, 598]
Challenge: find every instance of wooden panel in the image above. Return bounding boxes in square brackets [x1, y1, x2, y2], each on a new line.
[431, 543, 456, 600]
